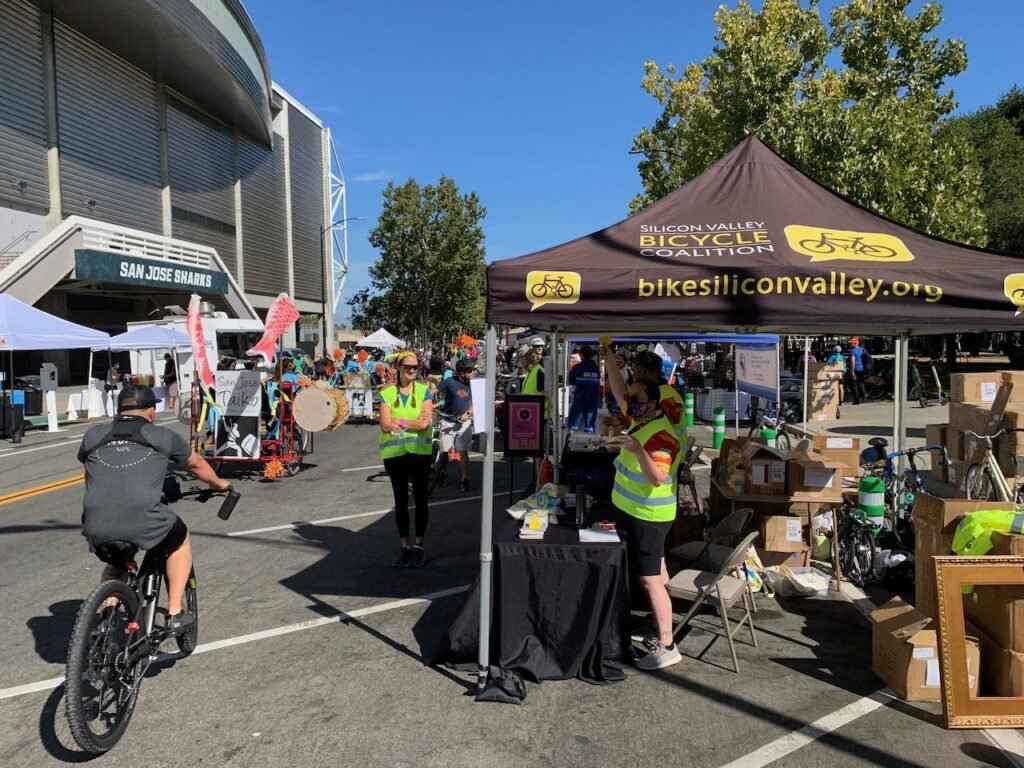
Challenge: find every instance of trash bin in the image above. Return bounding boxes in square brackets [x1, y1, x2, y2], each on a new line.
[22, 387, 42, 417]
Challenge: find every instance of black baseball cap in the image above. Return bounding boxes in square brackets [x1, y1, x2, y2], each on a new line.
[118, 385, 158, 412]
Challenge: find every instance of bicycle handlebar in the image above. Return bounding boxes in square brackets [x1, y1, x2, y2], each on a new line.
[180, 485, 239, 520]
[962, 428, 1024, 441]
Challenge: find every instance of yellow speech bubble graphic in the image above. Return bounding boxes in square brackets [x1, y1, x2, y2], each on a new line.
[526, 270, 581, 311]
[785, 225, 914, 263]
[1004, 274, 1024, 316]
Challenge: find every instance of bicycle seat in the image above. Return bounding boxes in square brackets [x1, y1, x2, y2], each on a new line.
[868, 437, 889, 449]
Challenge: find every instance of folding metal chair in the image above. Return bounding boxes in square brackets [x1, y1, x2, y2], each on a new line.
[668, 506, 753, 572]
[676, 435, 703, 513]
[668, 530, 759, 673]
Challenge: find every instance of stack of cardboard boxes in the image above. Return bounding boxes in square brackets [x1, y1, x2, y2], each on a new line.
[714, 436, 862, 569]
[911, 491, 1024, 697]
[939, 372, 1024, 490]
[806, 362, 844, 421]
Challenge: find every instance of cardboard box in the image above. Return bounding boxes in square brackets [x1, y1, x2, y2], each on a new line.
[965, 585, 1024, 653]
[945, 459, 969, 492]
[756, 546, 811, 568]
[945, 427, 964, 461]
[811, 435, 862, 452]
[951, 373, 1000, 405]
[991, 531, 1024, 556]
[1000, 371, 1024, 403]
[717, 436, 765, 464]
[871, 597, 980, 701]
[762, 515, 805, 553]
[966, 618, 1024, 697]
[925, 424, 948, 450]
[911, 494, 1017, 618]
[808, 362, 845, 381]
[816, 447, 862, 479]
[787, 458, 842, 497]
[948, 402, 986, 433]
[741, 444, 788, 495]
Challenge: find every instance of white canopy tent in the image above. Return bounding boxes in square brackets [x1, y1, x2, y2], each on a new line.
[98, 325, 192, 351]
[0, 293, 110, 352]
[355, 328, 405, 350]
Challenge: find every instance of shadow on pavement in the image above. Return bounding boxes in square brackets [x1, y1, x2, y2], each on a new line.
[960, 741, 1016, 768]
[38, 684, 95, 764]
[27, 600, 83, 664]
[0, 521, 81, 536]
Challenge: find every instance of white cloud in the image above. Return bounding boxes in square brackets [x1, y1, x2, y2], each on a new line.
[350, 168, 392, 183]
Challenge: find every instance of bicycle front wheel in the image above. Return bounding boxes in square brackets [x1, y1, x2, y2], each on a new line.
[839, 524, 876, 587]
[965, 464, 998, 501]
[426, 439, 445, 497]
[65, 580, 141, 754]
[176, 567, 199, 656]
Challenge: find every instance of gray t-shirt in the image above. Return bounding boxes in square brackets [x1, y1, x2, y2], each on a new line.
[78, 418, 191, 550]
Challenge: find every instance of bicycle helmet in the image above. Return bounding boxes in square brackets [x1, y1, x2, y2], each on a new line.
[455, 358, 475, 374]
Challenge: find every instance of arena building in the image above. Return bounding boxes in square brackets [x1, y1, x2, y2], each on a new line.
[0, 0, 348, 381]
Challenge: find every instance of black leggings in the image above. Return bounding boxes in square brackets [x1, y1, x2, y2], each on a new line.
[384, 453, 431, 540]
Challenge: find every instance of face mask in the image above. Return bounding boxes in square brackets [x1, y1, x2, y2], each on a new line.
[627, 397, 650, 420]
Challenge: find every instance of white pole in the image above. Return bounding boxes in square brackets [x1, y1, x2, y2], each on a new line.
[733, 344, 739, 436]
[894, 334, 909, 471]
[477, 324, 498, 690]
[803, 336, 810, 428]
[551, 330, 560, 484]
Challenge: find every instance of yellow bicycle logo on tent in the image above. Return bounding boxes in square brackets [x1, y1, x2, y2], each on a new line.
[785, 225, 914, 263]
[1004, 274, 1024, 316]
[526, 271, 581, 311]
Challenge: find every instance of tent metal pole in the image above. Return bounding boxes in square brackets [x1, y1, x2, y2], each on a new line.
[803, 337, 809, 428]
[477, 324, 498, 691]
[894, 334, 909, 471]
[733, 344, 739, 436]
[552, 329, 561, 484]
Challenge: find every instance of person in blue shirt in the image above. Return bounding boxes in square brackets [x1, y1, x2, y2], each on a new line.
[848, 337, 866, 404]
[567, 346, 601, 432]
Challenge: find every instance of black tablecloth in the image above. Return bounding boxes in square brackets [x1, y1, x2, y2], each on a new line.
[442, 517, 630, 684]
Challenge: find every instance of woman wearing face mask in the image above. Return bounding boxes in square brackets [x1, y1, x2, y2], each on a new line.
[378, 351, 434, 568]
[601, 344, 682, 671]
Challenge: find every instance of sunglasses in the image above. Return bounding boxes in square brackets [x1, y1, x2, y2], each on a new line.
[401, 365, 418, 372]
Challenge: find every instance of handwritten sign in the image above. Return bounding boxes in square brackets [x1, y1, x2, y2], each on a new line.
[213, 370, 261, 458]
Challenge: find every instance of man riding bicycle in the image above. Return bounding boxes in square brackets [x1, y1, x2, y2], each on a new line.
[78, 385, 230, 636]
[435, 358, 476, 491]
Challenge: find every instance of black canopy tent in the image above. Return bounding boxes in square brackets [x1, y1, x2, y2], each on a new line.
[472, 135, 1024, 691]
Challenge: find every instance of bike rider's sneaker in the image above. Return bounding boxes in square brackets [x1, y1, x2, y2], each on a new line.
[165, 610, 195, 637]
[460, 478, 471, 492]
[392, 547, 413, 568]
[408, 545, 426, 568]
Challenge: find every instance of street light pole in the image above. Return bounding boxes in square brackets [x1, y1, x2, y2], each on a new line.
[320, 216, 367, 356]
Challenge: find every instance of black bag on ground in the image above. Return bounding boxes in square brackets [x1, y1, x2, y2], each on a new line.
[475, 666, 527, 705]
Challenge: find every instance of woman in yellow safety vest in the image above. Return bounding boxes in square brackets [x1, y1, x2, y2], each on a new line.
[378, 350, 434, 568]
[602, 345, 683, 671]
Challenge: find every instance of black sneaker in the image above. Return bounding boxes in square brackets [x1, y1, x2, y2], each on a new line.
[460, 479, 471, 492]
[392, 547, 413, 568]
[165, 610, 195, 637]
[409, 546, 426, 568]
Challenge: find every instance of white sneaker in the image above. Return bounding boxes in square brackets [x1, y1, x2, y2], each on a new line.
[635, 639, 683, 671]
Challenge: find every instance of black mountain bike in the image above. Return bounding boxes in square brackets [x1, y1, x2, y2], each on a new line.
[64, 487, 239, 754]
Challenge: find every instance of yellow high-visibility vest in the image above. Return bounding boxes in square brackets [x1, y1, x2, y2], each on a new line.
[612, 414, 679, 522]
[378, 382, 432, 459]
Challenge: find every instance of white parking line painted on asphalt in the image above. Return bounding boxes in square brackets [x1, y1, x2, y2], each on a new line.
[0, 584, 471, 702]
[227, 494, 490, 536]
[340, 464, 386, 472]
[0, 416, 179, 457]
[717, 691, 889, 768]
[985, 729, 1024, 768]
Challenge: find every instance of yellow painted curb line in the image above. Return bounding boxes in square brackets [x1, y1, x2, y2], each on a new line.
[0, 474, 84, 507]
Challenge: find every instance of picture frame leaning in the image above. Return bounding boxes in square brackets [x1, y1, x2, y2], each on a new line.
[934, 555, 1024, 729]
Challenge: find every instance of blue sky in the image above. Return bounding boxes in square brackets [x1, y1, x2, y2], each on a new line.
[245, 0, 1024, 323]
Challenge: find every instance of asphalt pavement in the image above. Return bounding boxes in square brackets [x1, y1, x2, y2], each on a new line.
[0, 405, 1020, 767]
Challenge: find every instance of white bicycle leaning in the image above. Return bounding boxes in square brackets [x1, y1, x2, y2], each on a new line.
[963, 428, 1024, 503]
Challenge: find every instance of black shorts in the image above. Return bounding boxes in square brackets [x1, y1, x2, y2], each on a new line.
[614, 509, 672, 577]
[93, 517, 189, 570]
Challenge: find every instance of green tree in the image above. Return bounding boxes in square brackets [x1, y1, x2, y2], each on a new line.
[632, 0, 986, 245]
[348, 287, 397, 336]
[942, 87, 1024, 254]
[365, 176, 486, 347]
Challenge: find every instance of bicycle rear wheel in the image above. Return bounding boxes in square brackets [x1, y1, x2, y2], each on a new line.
[65, 580, 141, 754]
[176, 567, 199, 656]
[965, 464, 998, 501]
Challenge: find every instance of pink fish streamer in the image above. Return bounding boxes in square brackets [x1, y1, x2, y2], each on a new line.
[246, 293, 299, 363]
[186, 294, 215, 389]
